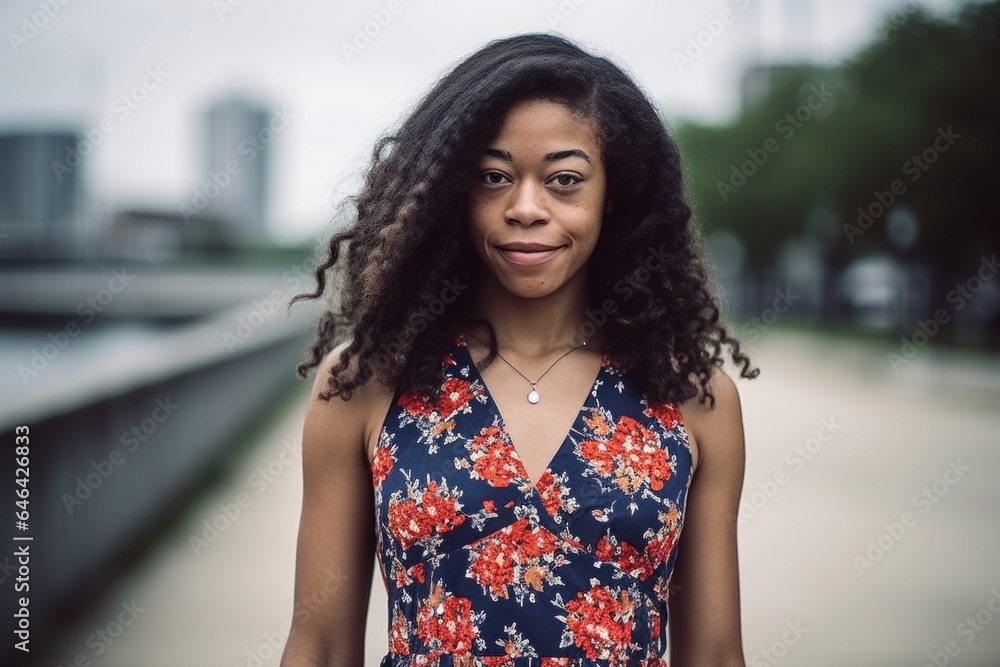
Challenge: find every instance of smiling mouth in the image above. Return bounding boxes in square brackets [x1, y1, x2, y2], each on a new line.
[496, 245, 565, 266]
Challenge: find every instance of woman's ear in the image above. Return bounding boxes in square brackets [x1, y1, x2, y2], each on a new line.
[604, 198, 614, 216]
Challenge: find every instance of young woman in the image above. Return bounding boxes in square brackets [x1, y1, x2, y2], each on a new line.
[280, 33, 758, 667]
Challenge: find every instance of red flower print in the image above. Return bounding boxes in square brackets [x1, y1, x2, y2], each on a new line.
[581, 437, 622, 474]
[647, 523, 679, 565]
[469, 425, 521, 487]
[437, 377, 476, 419]
[467, 518, 561, 598]
[399, 377, 476, 422]
[467, 532, 518, 598]
[387, 499, 428, 550]
[389, 612, 410, 653]
[416, 584, 477, 657]
[565, 585, 636, 664]
[507, 517, 560, 559]
[483, 656, 517, 667]
[371, 445, 394, 488]
[595, 535, 616, 561]
[399, 388, 436, 419]
[583, 411, 613, 437]
[533, 470, 564, 517]
[386, 479, 466, 551]
[616, 541, 655, 581]
[645, 400, 684, 431]
[649, 605, 661, 641]
[594, 536, 655, 581]
[580, 415, 672, 494]
[645, 505, 682, 566]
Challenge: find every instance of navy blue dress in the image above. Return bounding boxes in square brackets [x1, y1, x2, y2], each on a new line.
[372, 330, 694, 666]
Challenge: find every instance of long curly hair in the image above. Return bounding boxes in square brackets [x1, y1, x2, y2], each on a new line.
[290, 32, 759, 409]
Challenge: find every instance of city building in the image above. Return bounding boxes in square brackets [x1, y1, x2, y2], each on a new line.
[198, 95, 274, 248]
[0, 131, 85, 258]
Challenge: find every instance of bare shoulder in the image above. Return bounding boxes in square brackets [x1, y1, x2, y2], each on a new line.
[305, 340, 397, 467]
[677, 366, 745, 474]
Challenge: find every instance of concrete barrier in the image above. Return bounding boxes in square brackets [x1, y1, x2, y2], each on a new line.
[0, 297, 320, 661]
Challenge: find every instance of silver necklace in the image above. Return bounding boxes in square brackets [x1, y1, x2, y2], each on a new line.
[465, 330, 594, 404]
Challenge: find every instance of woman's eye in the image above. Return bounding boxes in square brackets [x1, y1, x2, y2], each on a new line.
[551, 174, 581, 187]
[482, 171, 507, 185]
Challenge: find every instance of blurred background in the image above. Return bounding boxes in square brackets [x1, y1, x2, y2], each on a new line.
[0, 1, 997, 665]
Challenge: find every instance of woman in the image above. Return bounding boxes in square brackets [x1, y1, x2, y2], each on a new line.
[281, 33, 758, 667]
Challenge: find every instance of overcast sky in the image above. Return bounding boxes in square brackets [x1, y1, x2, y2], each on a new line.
[0, 0, 967, 244]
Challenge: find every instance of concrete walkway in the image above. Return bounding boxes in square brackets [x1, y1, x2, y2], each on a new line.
[30, 327, 1000, 667]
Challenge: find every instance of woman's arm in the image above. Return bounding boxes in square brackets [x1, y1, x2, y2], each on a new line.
[279, 342, 378, 667]
[670, 368, 748, 667]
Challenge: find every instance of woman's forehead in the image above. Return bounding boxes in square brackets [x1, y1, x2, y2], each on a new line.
[485, 99, 601, 155]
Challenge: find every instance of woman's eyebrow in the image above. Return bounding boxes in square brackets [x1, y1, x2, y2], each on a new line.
[482, 147, 592, 164]
[545, 148, 592, 164]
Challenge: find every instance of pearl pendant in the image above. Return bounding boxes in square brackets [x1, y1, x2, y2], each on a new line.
[527, 387, 540, 404]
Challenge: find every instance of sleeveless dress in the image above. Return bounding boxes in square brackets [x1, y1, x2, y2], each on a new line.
[372, 330, 695, 667]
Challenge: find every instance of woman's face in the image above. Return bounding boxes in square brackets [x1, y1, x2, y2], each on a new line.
[467, 97, 609, 300]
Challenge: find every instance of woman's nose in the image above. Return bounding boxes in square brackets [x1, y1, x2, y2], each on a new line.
[504, 180, 548, 226]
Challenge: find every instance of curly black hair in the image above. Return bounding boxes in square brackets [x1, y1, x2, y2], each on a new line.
[289, 32, 759, 409]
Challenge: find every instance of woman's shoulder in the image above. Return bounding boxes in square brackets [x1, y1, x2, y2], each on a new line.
[676, 366, 745, 474]
[305, 340, 397, 465]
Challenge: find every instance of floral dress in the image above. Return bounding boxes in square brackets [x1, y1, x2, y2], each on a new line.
[372, 330, 695, 667]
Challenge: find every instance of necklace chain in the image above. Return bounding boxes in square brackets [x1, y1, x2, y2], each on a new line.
[464, 329, 593, 404]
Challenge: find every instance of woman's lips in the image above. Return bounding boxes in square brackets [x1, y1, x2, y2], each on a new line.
[497, 246, 563, 266]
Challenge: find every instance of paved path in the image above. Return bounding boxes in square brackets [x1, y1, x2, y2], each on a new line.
[29, 327, 1000, 667]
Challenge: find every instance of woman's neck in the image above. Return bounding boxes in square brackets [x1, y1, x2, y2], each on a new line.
[460, 281, 606, 359]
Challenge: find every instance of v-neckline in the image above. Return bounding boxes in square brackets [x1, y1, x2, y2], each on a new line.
[456, 331, 608, 491]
